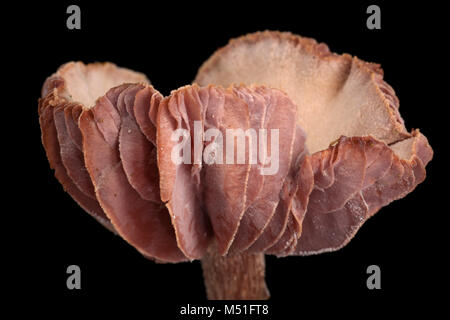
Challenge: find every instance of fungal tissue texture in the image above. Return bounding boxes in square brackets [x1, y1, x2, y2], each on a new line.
[38, 31, 432, 262]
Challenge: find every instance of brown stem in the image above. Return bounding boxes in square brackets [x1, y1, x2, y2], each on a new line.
[201, 244, 270, 300]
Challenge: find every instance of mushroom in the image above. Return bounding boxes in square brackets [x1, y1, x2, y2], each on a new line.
[38, 31, 432, 300]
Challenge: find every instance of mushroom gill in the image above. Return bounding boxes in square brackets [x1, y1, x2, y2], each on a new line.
[39, 62, 149, 232]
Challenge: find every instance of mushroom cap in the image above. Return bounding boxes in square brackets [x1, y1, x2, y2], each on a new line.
[195, 31, 433, 255]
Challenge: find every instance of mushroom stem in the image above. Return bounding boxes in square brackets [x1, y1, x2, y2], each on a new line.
[201, 243, 270, 300]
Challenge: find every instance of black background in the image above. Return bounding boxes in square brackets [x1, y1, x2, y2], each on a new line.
[6, 1, 447, 317]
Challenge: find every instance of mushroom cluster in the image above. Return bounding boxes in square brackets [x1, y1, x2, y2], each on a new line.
[38, 31, 432, 300]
